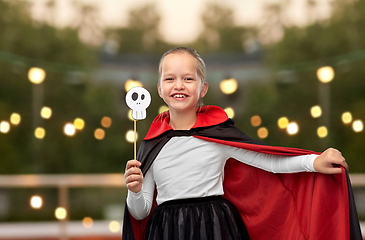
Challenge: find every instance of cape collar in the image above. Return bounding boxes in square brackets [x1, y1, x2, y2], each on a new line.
[144, 105, 228, 140]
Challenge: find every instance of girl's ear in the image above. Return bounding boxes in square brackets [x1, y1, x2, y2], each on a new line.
[157, 83, 162, 98]
[200, 82, 209, 98]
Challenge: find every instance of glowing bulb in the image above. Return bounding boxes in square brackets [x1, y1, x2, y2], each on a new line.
[257, 127, 268, 139]
[10, 113, 21, 125]
[352, 120, 363, 132]
[101, 117, 112, 128]
[287, 122, 299, 135]
[64, 123, 76, 136]
[40, 107, 52, 119]
[317, 66, 334, 83]
[35, 127, 46, 139]
[30, 195, 43, 209]
[126, 130, 137, 143]
[55, 207, 67, 220]
[310, 105, 322, 118]
[125, 79, 143, 92]
[224, 107, 235, 119]
[317, 126, 328, 138]
[342, 112, 352, 124]
[82, 217, 93, 228]
[74, 118, 85, 130]
[158, 105, 169, 114]
[277, 117, 289, 129]
[109, 221, 120, 233]
[94, 128, 105, 140]
[0, 121, 10, 133]
[220, 78, 238, 95]
[28, 67, 46, 84]
[250, 115, 261, 127]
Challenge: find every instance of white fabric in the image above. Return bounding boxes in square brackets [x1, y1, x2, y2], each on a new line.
[127, 136, 318, 220]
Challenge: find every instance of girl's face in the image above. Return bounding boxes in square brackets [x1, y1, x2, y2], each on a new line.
[158, 52, 208, 114]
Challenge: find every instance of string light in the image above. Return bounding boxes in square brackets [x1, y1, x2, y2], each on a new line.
[125, 79, 143, 92]
[94, 128, 105, 140]
[257, 127, 268, 139]
[224, 107, 235, 119]
[317, 126, 328, 138]
[35, 127, 46, 139]
[64, 123, 76, 136]
[158, 105, 169, 114]
[74, 118, 85, 130]
[10, 113, 21, 125]
[250, 115, 261, 127]
[310, 105, 322, 118]
[277, 117, 289, 129]
[126, 130, 137, 143]
[287, 122, 299, 135]
[342, 112, 352, 124]
[30, 195, 43, 209]
[219, 78, 238, 95]
[352, 120, 363, 132]
[317, 66, 334, 83]
[55, 207, 67, 220]
[28, 67, 46, 84]
[40, 107, 52, 119]
[82, 217, 93, 228]
[109, 221, 120, 233]
[101, 117, 112, 128]
[0, 121, 10, 133]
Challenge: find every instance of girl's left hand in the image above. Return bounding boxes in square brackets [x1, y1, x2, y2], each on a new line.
[313, 148, 348, 174]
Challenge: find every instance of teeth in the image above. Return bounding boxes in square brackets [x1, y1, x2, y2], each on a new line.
[173, 94, 186, 98]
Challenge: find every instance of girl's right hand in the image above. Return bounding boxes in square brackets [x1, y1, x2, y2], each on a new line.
[124, 160, 143, 193]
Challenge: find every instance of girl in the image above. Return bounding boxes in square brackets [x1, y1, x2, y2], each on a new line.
[123, 47, 358, 240]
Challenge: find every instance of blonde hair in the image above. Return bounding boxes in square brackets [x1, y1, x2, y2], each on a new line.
[158, 47, 208, 108]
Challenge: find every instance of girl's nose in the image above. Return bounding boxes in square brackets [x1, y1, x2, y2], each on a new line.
[174, 79, 185, 90]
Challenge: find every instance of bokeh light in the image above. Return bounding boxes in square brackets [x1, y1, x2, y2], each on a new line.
[352, 120, 363, 133]
[0, 121, 10, 133]
[125, 79, 143, 92]
[277, 117, 289, 129]
[219, 78, 238, 95]
[109, 221, 120, 233]
[35, 127, 46, 139]
[257, 127, 268, 139]
[64, 123, 76, 136]
[250, 115, 261, 127]
[317, 126, 328, 138]
[55, 207, 67, 220]
[101, 117, 112, 128]
[94, 128, 105, 140]
[74, 118, 85, 130]
[224, 107, 235, 119]
[30, 195, 43, 209]
[128, 110, 134, 121]
[287, 122, 299, 135]
[158, 105, 169, 114]
[126, 130, 137, 143]
[28, 67, 46, 84]
[310, 105, 322, 118]
[82, 217, 93, 228]
[41, 107, 52, 119]
[317, 66, 334, 83]
[10, 113, 21, 125]
[342, 112, 352, 124]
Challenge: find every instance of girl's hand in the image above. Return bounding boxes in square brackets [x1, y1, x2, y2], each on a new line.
[124, 160, 143, 193]
[313, 148, 348, 174]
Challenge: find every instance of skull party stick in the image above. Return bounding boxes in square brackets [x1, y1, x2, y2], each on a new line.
[125, 87, 151, 160]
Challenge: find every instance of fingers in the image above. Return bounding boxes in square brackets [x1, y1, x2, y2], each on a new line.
[126, 160, 141, 170]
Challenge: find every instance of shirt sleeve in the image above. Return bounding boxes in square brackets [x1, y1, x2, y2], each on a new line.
[221, 144, 318, 173]
[126, 168, 155, 220]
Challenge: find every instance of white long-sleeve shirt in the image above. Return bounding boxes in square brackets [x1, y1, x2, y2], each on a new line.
[127, 136, 318, 220]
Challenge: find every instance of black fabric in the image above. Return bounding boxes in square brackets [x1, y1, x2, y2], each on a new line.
[142, 196, 250, 240]
[346, 170, 363, 240]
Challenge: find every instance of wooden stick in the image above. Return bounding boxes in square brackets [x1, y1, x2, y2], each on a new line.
[134, 119, 137, 160]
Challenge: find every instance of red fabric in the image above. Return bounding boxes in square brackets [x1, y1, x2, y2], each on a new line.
[129, 105, 350, 240]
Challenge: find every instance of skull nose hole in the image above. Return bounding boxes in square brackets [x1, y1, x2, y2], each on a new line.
[132, 92, 138, 101]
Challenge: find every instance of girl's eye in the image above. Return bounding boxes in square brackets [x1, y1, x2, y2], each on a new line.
[165, 78, 173, 81]
[185, 78, 193, 81]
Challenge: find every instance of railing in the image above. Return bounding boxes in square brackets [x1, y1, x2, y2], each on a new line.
[0, 173, 364, 240]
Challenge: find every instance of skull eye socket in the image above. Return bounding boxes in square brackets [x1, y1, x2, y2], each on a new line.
[141, 94, 145, 100]
[132, 92, 138, 101]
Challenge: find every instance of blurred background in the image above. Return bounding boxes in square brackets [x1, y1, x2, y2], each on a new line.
[0, 0, 364, 239]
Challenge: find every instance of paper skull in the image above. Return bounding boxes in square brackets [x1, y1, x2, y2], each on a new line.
[125, 87, 151, 120]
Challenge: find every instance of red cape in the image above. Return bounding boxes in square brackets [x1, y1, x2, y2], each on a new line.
[122, 105, 361, 240]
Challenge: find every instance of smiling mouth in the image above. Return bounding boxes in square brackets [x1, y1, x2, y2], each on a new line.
[171, 94, 188, 98]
